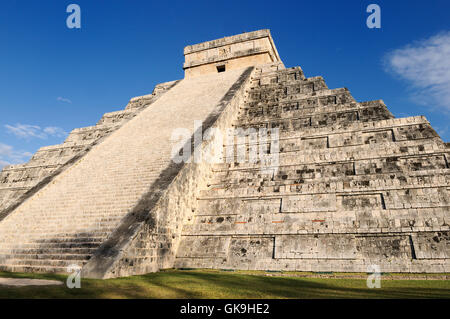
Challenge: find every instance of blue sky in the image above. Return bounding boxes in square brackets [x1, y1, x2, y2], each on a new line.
[1, 0, 449, 167]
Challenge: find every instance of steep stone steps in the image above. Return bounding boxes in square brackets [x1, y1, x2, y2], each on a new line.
[0, 242, 106, 250]
[0, 264, 69, 274]
[0, 223, 120, 235]
[0, 247, 97, 255]
[1, 259, 89, 268]
[0, 67, 251, 275]
[0, 253, 91, 261]
[0, 80, 180, 217]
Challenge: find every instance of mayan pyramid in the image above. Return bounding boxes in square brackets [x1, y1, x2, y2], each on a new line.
[0, 30, 448, 279]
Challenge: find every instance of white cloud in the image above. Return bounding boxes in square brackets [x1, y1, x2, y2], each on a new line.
[5, 124, 46, 139]
[57, 97, 72, 103]
[5, 124, 68, 140]
[0, 143, 32, 168]
[0, 160, 10, 169]
[384, 31, 450, 111]
[435, 125, 449, 138]
[43, 126, 68, 138]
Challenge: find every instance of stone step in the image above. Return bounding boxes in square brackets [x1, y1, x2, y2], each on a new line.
[214, 151, 449, 172]
[0, 224, 118, 232]
[0, 264, 70, 274]
[232, 115, 431, 141]
[247, 75, 325, 88]
[195, 191, 449, 212]
[0, 258, 88, 268]
[0, 228, 116, 238]
[0, 242, 101, 249]
[0, 237, 105, 245]
[220, 142, 445, 171]
[246, 87, 352, 103]
[209, 168, 450, 189]
[32, 232, 109, 239]
[198, 180, 450, 205]
[225, 123, 438, 150]
[199, 184, 450, 202]
[0, 247, 97, 255]
[181, 223, 448, 237]
[4, 217, 124, 225]
[34, 236, 105, 243]
[237, 104, 390, 125]
[0, 253, 91, 261]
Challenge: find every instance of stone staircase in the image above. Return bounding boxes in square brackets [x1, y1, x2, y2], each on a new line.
[0, 80, 179, 219]
[0, 68, 250, 274]
[175, 64, 450, 273]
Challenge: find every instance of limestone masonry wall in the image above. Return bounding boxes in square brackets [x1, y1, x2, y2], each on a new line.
[175, 63, 449, 273]
[184, 29, 281, 78]
[0, 30, 448, 277]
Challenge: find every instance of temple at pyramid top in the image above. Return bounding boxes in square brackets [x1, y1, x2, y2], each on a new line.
[183, 29, 282, 78]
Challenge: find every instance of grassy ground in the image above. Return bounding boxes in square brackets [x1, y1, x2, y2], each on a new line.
[0, 269, 449, 299]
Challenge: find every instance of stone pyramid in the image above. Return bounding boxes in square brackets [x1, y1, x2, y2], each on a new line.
[0, 30, 448, 278]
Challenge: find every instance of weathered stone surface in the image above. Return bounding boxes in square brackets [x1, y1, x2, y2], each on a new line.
[184, 29, 281, 78]
[174, 34, 449, 273]
[0, 30, 448, 277]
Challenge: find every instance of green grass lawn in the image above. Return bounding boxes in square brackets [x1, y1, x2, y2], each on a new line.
[0, 269, 449, 299]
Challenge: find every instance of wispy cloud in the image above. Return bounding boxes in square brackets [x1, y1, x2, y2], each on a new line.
[435, 125, 449, 138]
[43, 126, 68, 138]
[0, 143, 32, 168]
[384, 31, 450, 111]
[57, 96, 72, 103]
[5, 124, 46, 139]
[0, 159, 10, 169]
[5, 123, 68, 140]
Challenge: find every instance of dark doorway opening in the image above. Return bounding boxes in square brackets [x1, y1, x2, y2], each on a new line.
[217, 65, 226, 73]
